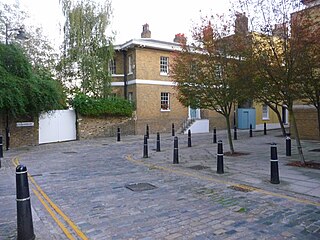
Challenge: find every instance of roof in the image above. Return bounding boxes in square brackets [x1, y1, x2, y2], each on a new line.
[114, 38, 183, 52]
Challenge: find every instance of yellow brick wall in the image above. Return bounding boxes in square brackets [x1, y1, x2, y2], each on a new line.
[254, 102, 282, 125]
[135, 48, 172, 81]
[134, 84, 187, 134]
[292, 105, 320, 140]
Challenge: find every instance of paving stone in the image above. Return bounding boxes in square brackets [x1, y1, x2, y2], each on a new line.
[0, 130, 319, 239]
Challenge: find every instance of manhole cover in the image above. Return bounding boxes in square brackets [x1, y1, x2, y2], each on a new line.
[188, 165, 210, 170]
[125, 183, 157, 192]
[228, 185, 254, 192]
[310, 148, 320, 152]
[62, 151, 78, 154]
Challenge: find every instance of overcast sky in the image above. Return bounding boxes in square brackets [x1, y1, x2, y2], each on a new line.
[16, 0, 231, 45]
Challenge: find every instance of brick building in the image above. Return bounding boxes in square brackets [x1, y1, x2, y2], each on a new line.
[110, 24, 228, 135]
[110, 22, 285, 135]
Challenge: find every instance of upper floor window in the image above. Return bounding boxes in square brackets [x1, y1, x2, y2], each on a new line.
[128, 55, 133, 74]
[161, 92, 170, 111]
[262, 104, 269, 120]
[109, 59, 116, 74]
[160, 56, 169, 75]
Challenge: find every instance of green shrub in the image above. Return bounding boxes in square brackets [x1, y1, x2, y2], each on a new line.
[72, 93, 133, 117]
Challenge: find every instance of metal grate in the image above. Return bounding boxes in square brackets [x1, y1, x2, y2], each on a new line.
[228, 185, 254, 192]
[188, 165, 210, 170]
[62, 151, 78, 154]
[125, 183, 157, 192]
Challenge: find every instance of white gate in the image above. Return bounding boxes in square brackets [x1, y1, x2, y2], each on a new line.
[39, 110, 76, 144]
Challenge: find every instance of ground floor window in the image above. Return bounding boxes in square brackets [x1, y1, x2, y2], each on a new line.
[161, 92, 170, 111]
[262, 104, 269, 120]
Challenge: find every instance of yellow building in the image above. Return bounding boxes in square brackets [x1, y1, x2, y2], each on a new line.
[110, 24, 228, 135]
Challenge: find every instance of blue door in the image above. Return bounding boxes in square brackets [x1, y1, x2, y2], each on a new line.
[190, 108, 197, 119]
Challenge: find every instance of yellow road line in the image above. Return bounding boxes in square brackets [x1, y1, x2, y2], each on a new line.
[32, 188, 76, 240]
[13, 157, 88, 240]
[125, 155, 320, 207]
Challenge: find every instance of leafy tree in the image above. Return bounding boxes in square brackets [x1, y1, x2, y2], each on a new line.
[58, 0, 114, 97]
[235, 0, 308, 163]
[172, 15, 251, 154]
[0, 3, 59, 75]
[0, 43, 66, 118]
[72, 93, 133, 117]
[292, 5, 320, 137]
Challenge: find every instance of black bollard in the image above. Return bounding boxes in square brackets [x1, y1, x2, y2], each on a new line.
[156, 132, 161, 152]
[146, 125, 149, 139]
[117, 127, 121, 142]
[249, 124, 253, 137]
[217, 140, 224, 174]
[6, 125, 10, 150]
[213, 128, 217, 144]
[173, 136, 179, 164]
[234, 126, 237, 140]
[286, 136, 291, 156]
[0, 135, 3, 168]
[143, 135, 148, 158]
[172, 123, 175, 136]
[270, 143, 280, 184]
[16, 165, 35, 240]
[188, 130, 192, 147]
[264, 122, 267, 135]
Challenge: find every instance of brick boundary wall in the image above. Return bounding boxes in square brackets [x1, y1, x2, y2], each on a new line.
[0, 115, 38, 148]
[292, 105, 320, 140]
[77, 115, 136, 139]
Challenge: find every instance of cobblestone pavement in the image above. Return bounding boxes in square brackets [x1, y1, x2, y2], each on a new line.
[0, 129, 319, 239]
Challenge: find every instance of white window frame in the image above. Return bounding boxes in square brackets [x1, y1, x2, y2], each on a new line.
[262, 104, 269, 120]
[128, 55, 133, 74]
[160, 56, 169, 75]
[109, 59, 116, 74]
[160, 92, 170, 111]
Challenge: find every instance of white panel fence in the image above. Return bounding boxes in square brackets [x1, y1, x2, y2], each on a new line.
[39, 110, 76, 144]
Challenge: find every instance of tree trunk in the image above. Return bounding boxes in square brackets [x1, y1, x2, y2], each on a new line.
[268, 104, 287, 136]
[289, 106, 306, 165]
[225, 114, 235, 154]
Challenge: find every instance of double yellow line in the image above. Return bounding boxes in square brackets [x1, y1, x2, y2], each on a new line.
[12, 157, 88, 240]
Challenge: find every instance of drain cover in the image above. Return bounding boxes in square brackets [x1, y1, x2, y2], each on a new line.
[228, 185, 254, 192]
[188, 165, 209, 170]
[310, 148, 320, 152]
[62, 151, 77, 154]
[125, 183, 157, 192]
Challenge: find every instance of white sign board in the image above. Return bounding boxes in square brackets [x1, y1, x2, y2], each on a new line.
[16, 122, 34, 127]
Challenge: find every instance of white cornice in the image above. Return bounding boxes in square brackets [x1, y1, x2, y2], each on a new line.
[114, 38, 183, 52]
[111, 79, 177, 87]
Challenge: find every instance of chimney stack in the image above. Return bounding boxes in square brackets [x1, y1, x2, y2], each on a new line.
[235, 12, 248, 35]
[141, 23, 151, 38]
[173, 33, 186, 44]
[272, 23, 288, 38]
